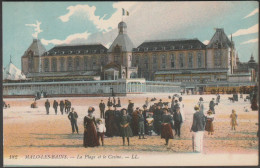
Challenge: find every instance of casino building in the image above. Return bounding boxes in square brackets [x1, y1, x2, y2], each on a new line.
[21, 21, 257, 86]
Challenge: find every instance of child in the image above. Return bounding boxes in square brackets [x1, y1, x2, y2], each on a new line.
[230, 109, 238, 130]
[96, 118, 106, 146]
[146, 112, 154, 136]
[205, 110, 214, 135]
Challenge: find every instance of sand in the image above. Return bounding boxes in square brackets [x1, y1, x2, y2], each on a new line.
[3, 93, 259, 166]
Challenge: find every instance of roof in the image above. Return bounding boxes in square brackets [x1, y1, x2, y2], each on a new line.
[3, 62, 27, 80]
[108, 33, 135, 52]
[133, 39, 206, 52]
[23, 39, 46, 57]
[207, 29, 232, 49]
[43, 44, 107, 56]
[26, 71, 99, 78]
[155, 69, 229, 75]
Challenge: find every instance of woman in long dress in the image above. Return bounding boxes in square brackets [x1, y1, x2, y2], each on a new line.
[83, 107, 100, 147]
[120, 108, 133, 146]
[205, 110, 214, 135]
[161, 108, 174, 146]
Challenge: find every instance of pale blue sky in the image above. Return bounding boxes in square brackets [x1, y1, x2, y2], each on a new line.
[2, 1, 259, 69]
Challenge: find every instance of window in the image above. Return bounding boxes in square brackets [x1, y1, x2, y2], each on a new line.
[84, 56, 88, 70]
[153, 54, 157, 70]
[153, 47, 157, 51]
[92, 56, 97, 67]
[44, 58, 49, 72]
[74, 57, 80, 71]
[179, 53, 184, 68]
[214, 50, 222, 67]
[161, 54, 166, 69]
[135, 55, 139, 66]
[170, 54, 175, 68]
[67, 57, 73, 71]
[100, 49, 104, 53]
[197, 52, 202, 68]
[60, 57, 65, 71]
[51, 57, 57, 72]
[145, 48, 148, 51]
[188, 53, 193, 68]
[114, 54, 120, 64]
[85, 50, 89, 54]
[144, 55, 148, 69]
[100, 55, 105, 66]
[93, 50, 96, 53]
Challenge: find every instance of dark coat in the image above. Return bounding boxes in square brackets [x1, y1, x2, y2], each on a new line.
[191, 111, 206, 132]
[120, 115, 133, 137]
[68, 112, 78, 122]
[45, 101, 50, 108]
[53, 101, 58, 109]
[59, 101, 65, 109]
[99, 102, 105, 110]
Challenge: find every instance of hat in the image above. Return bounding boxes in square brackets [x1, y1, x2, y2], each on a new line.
[199, 97, 204, 101]
[159, 99, 162, 101]
[194, 105, 200, 110]
[136, 107, 139, 110]
[207, 110, 213, 114]
[88, 107, 95, 113]
[143, 105, 147, 108]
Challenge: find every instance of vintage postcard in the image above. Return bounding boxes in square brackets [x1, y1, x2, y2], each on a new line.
[2, 1, 259, 167]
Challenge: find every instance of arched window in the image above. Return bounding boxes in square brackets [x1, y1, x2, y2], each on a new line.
[67, 57, 73, 71]
[170, 54, 175, 68]
[51, 57, 57, 72]
[214, 50, 222, 67]
[74, 57, 80, 71]
[84, 56, 88, 70]
[188, 52, 193, 68]
[179, 53, 184, 68]
[44, 58, 49, 72]
[60, 57, 65, 71]
[197, 52, 202, 68]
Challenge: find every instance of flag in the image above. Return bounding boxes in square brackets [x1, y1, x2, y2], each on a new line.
[122, 8, 125, 15]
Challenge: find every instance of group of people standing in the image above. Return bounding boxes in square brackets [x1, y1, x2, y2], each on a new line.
[44, 99, 72, 115]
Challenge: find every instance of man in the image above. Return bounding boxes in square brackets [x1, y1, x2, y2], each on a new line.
[59, 100, 65, 115]
[191, 105, 206, 153]
[68, 107, 79, 134]
[45, 99, 50, 115]
[158, 99, 163, 108]
[99, 100, 106, 118]
[117, 97, 121, 107]
[138, 110, 146, 139]
[65, 100, 69, 114]
[107, 97, 113, 107]
[198, 97, 204, 114]
[179, 97, 185, 121]
[209, 98, 216, 114]
[127, 100, 134, 116]
[113, 97, 116, 106]
[67, 100, 72, 113]
[53, 100, 58, 115]
[143, 105, 149, 134]
[145, 97, 149, 108]
[174, 107, 183, 138]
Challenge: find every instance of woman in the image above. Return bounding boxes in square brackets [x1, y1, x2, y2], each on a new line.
[161, 108, 174, 146]
[230, 109, 238, 130]
[83, 107, 100, 147]
[132, 108, 139, 136]
[120, 108, 133, 146]
[205, 110, 214, 135]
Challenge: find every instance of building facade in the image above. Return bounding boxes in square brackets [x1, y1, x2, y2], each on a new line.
[21, 22, 257, 85]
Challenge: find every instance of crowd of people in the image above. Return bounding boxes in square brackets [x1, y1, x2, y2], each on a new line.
[27, 91, 256, 153]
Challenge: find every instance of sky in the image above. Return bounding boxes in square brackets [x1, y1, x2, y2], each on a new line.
[2, 1, 259, 69]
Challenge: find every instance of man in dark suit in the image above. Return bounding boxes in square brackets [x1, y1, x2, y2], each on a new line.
[191, 105, 206, 153]
[59, 100, 65, 115]
[127, 100, 134, 116]
[99, 100, 106, 118]
[53, 100, 58, 115]
[209, 98, 216, 114]
[68, 107, 79, 134]
[45, 99, 50, 115]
